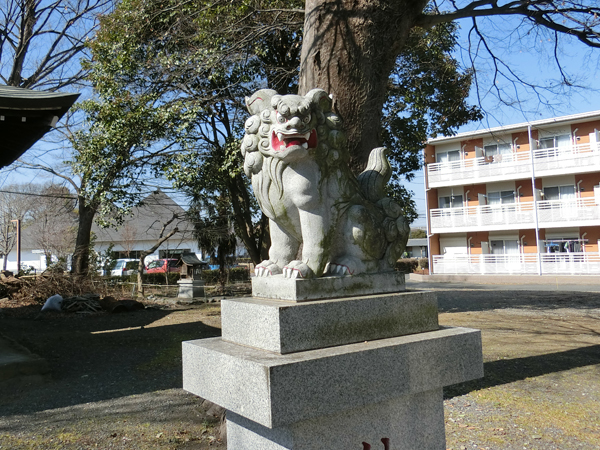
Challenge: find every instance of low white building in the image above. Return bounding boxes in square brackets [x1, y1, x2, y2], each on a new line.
[3, 190, 202, 273]
[92, 190, 202, 265]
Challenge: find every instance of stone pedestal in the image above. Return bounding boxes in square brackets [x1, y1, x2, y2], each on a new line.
[182, 274, 483, 449]
[177, 279, 205, 299]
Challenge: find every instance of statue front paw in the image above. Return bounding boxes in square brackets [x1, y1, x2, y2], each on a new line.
[325, 257, 364, 276]
[255, 260, 282, 277]
[283, 260, 315, 279]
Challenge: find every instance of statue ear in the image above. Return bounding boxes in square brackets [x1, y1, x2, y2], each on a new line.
[245, 89, 278, 115]
[305, 89, 332, 112]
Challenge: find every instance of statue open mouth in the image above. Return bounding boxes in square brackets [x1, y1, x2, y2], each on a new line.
[271, 129, 318, 151]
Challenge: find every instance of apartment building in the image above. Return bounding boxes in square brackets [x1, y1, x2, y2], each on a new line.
[424, 110, 600, 276]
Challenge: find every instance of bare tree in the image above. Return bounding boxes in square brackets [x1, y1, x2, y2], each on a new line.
[120, 222, 138, 258]
[0, 185, 37, 270]
[0, 0, 113, 89]
[27, 184, 77, 268]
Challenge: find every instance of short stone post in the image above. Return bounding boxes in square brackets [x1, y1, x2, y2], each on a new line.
[182, 273, 483, 449]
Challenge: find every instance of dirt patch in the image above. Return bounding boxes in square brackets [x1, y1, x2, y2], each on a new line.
[1, 288, 599, 449]
[438, 289, 600, 450]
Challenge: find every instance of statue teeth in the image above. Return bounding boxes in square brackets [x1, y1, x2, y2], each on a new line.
[277, 133, 284, 142]
[302, 142, 308, 149]
[304, 132, 311, 140]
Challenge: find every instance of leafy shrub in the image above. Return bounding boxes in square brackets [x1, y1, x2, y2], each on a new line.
[395, 258, 419, 273]
[418, 258, 429, 270]
[201, 267, 250, 285]
[122, 273, 180, 285]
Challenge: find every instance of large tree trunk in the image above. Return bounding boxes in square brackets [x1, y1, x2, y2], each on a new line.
[71, 198, 98, 276]
[299, 0, 428, 172]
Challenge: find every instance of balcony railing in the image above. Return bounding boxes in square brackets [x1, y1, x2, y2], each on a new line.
[432, 253, 600, 275]
[427, 151, 531, 186]
[430, 198, 600, 233]
[537, 198, 600, 225]
[430, 202, 535, 232]
[427, 142, 600, 187]
[533, 143, 600, 175]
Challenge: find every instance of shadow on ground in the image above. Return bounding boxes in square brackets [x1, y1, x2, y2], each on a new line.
[0, 307, 220, 416]
[445, 344, 600, 399]
[428, 289, 600, 313]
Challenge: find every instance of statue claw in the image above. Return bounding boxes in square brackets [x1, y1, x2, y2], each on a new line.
[326, 257, 363, 276]
[283, 260, 313, 279]
[254, 260, 282, 277]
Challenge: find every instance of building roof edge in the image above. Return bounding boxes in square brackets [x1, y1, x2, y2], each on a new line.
[427, 110, 600, 145]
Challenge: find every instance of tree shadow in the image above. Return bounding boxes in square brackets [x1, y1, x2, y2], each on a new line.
[444, 344, 600, 399]
[0, 308, 221, 416]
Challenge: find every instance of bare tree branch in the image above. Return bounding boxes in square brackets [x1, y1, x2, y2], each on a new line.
[417, 1, 600, 50]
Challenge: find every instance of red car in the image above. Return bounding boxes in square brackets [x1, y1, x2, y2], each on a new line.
[144, 258, 180, 274]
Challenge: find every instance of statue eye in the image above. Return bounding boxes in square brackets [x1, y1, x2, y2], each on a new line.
[303, 114, 312, 124]
[276, 112, 287, 124]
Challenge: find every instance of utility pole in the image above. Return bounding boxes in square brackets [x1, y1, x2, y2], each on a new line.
[11, 219, 20, 273]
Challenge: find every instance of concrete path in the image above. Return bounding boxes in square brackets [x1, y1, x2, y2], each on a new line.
[407, 273, 600, 292]
[0, 333, 49, 384]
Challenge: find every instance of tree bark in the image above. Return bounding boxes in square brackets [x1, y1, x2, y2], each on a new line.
[299, 0, 428, 172]
[71, 198, 98, 276]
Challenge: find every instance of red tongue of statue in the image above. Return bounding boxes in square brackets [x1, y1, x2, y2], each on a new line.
[286, 139, 303, 147]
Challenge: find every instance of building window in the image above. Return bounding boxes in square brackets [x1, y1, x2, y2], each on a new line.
[543, 185, 575, 201]
[439, 195, 463, 209]
[490, 240, 519, 255]
[545, 239, 583, 253]
[436, 150, 460, 163]
[484, 143, 512, 157]
[539, 134, 571, 150]
[487, 190, 515, 205]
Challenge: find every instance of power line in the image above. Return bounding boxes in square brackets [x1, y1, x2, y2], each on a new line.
[0, 189, 77, 200]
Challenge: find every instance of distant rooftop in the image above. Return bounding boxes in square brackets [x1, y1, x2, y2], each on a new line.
[0, 85, 79, 168]
[428, 110, 600, 145]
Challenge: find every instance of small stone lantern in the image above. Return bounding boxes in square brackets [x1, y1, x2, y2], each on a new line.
[177, 253, 206, 300]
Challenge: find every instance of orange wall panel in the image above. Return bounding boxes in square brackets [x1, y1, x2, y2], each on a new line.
[575, 173, 599, 198]
[573, 120, 600, 144]
[466, 231, 489, 254]
[461, 138, 483, 160]
[466, 184, 487, 206]
[429, 234, 440, 256]
[424, 144, 436, 164]
[512, 131, 530, 153]
[579, 227, 600, 253]
[518, 229, 537, 253]
[517, 181, 535, 203]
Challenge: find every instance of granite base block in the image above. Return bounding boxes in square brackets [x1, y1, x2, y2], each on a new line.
[251, 271, 405, 301]
[226, 388, 445, 450]
[177, 279, 205, 298]
[182, 326, 483, 428]
[221, 290, 439, 354]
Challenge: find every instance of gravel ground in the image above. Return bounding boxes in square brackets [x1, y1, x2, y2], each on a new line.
[1, 289, 600, 449]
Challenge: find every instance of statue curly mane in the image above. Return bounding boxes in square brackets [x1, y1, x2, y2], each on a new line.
[241, 89, 348, 220]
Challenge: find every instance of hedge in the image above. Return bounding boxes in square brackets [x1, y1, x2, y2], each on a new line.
[395, 258, 419, 274]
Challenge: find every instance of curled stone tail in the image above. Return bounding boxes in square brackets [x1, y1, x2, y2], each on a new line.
[357, 147, 392, 203]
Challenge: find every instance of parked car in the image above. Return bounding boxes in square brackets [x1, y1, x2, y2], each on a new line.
[144, 258, 181, 274]
[109, 259, 138, 276]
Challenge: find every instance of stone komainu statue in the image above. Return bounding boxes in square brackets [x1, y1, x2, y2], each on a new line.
[241, 88, 409, 279]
